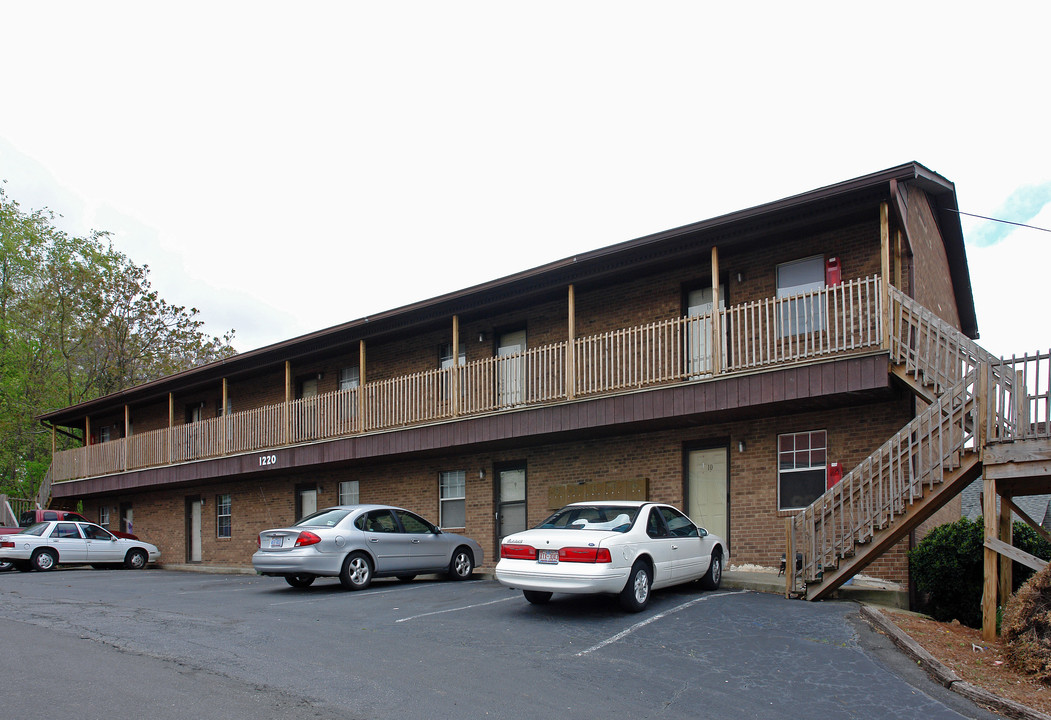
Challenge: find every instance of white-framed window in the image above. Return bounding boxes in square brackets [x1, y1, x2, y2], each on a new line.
[217, 494, 232, 538]
[339, 367, 360, 391]
[778, 430, 827, 510]
[339, 480, 359, 506]
[439, 470, 466, 528]
[777, 256, 825, 336]
[99, 506, 110, 529]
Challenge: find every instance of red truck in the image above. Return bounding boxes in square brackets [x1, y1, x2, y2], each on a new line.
[0, 509, 137, 570]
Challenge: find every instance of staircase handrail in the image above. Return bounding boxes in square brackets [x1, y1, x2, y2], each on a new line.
[35, 464, 53, 510]
[789, 368, 980, 589]
[887, 286, 1002, 393]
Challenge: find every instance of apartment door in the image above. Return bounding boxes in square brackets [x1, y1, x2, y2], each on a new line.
[497, 329, 526, 407]
[685, 287, 726, 376]
[186, 497, 202, 563]
[296, 484, 318, 520]
[687, 447, 729, 550]
[119, 502, 134, 535]
[495, 463, 527, 542]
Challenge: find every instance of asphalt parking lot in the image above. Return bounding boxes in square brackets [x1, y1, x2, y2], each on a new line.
[0, 568, 1000, 720]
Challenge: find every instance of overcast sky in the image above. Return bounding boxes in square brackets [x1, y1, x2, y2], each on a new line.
[1, 2, 1048, 359]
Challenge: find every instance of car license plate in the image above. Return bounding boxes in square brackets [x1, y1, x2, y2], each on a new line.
[269, 537, 283, 548]
[538, 549, 558, 564]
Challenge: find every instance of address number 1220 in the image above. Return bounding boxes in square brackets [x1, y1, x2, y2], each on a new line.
[258, 454, 278, 467]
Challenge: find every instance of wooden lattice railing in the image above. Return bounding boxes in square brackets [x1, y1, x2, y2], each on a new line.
[49, 277, 885, 483]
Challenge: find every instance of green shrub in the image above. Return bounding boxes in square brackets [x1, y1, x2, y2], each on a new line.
[909, 517, 1051, 629]
[910, 518, 984, 627]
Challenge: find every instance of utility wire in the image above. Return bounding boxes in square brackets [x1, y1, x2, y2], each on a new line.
[946, 208, 1051, 234]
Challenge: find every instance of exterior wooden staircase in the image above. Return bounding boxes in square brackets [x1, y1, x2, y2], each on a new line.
[787, 285, 1048, 602]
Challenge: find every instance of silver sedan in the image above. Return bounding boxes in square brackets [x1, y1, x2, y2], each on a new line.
[252, 505, 484, 589]
[0, 521, 160, 571]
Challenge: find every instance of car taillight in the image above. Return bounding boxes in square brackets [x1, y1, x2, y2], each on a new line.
[294, 531, 322, 547]
[500, 544, 537, 560]
[1, 541, 13, 549]
[558, 547, 612, 563]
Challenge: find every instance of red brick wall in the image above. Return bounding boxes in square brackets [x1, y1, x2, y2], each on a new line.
[77, 392, 914, 585]
[903, 185, 961, 330]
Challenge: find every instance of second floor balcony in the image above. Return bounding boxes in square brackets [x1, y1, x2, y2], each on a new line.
[51, 275, 886, 483]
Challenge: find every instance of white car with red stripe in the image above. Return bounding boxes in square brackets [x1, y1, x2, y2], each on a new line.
[495, 501, 725, 612]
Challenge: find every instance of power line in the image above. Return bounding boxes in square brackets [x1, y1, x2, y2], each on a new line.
[946, 208, 1051, 234]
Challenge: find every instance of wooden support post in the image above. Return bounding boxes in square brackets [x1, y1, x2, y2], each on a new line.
[84, 416, 91, 446]
[221, 378, 229, 454]
[998, 493, 1013, 604]
[567, 285, 576, 400]
[358, 340, 367, 432]
[880, 202, 891, 351]
[123, 405, 130, 471]
[976, 363, 988, 456]
[168, 393, 174, 463]
[784, 517, 794, 599]
[982, 475, 999, 642]
[285, 361, 292, 444]
[711, 247, 722, 376]
[451, 316, 460, 417]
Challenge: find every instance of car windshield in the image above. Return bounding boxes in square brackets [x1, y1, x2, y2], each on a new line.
[21, 523, 48, 536]
[536, 506, 640, 532]
[293, 508, 352, 528]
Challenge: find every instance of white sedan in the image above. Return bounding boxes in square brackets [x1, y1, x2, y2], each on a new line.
[0, 521, 161, 571]
[495, 501, 726, 612]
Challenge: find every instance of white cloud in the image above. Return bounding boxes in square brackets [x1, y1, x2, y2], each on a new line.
[1, 1, 1049, 353]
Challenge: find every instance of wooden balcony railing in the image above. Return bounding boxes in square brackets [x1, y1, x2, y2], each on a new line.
[51, 275, 886, 483]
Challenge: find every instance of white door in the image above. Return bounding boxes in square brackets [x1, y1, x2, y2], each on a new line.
[497, 330, 526, 406]
[688, 447, 729, 549]
[299, 488, 318, 520]
[189, 500, 202, 563]
[686, 288, 726, 376]
[496, 466, 527, 541]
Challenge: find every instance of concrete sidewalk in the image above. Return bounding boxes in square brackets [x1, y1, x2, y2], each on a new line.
[722, 566, 909, 609]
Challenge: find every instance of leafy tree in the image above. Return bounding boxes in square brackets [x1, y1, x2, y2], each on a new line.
[0, 183, 236, 499]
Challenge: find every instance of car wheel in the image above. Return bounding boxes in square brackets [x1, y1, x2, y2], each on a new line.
[0, 560, 12, 572]
[31, 549, 57, 571]
[447, 547, 474, 580]
[523, 590, 552, 604]
[396, 575, 416, 582]
[619, 560, 652, 612]
[124, 549, 148, 570]
[339, 552, 373, 590]
[700, 549, 722, 591]
[285, 573, 316, 588]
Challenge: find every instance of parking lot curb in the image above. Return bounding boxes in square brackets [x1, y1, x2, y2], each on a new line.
[859, 605, 1051, 720]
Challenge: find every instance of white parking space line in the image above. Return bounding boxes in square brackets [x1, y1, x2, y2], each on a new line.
[395, 595, 516, 622]
[574, 590, 747, 657]
[268, 582, 435, 606]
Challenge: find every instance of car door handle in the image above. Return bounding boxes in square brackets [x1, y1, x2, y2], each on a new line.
[672, 545, 679, 550]
[411, 539, 421, 543]
[369, 538, 380, 543]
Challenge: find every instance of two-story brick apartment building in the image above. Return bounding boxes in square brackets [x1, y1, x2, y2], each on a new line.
[35, 162, 979, 584]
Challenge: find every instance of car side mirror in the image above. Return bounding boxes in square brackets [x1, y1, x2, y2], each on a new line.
[697, 527, 708, 537]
